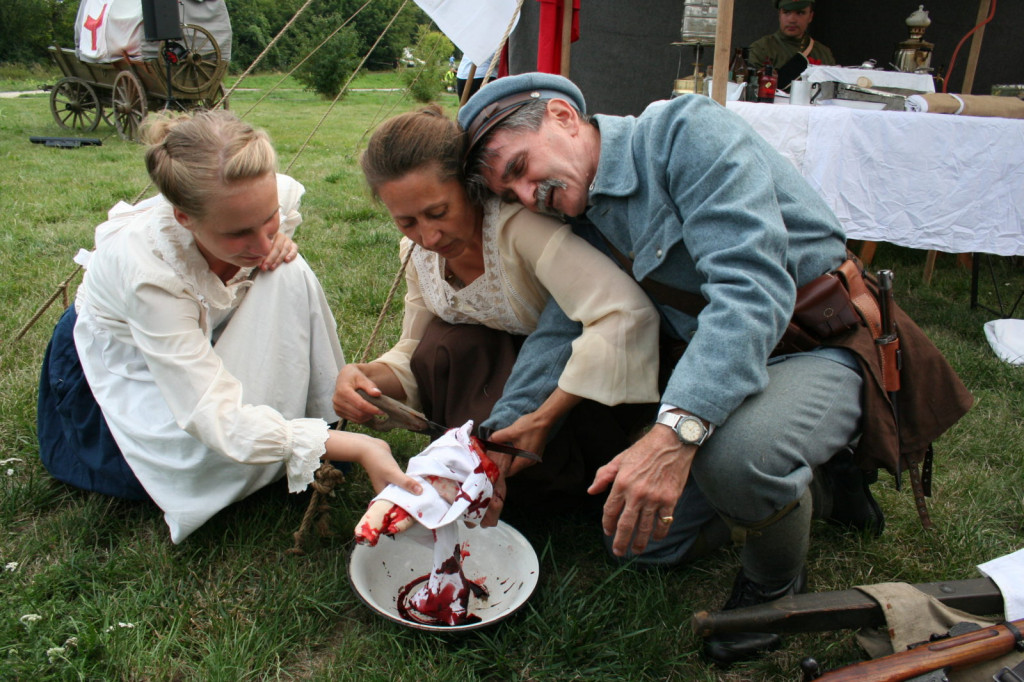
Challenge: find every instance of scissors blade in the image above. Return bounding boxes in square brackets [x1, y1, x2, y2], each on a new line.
[477, 439, 542, 462]
[355, 389, 541, 461]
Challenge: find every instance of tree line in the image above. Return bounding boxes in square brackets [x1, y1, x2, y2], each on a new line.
[0, 0, 430, 78]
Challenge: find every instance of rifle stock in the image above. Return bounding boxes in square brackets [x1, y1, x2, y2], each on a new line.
[691, 578, 1003, 636]
[808, 618, 1024, 681]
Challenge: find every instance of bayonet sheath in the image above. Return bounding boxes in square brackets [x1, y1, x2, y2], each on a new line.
[691, 577, 1003, 637]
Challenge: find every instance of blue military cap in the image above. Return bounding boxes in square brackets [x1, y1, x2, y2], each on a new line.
[458, 72, 586, 158]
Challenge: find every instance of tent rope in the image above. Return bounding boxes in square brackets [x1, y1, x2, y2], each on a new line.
[220, 0, 318, 104]
[238, 0, 376, 119]
[284, 0, 410, 174]
[481, 0, 525, 84]
[12, 266, 83, 343]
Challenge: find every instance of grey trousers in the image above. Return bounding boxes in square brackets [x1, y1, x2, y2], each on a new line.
[612, 347, 864, 570]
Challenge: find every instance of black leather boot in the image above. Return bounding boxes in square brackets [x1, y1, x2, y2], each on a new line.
[817, 447, 885, 536]
[702, 568, 807, 665]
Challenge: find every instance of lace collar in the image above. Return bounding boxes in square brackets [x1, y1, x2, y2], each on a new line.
[410, 197, 532, 335]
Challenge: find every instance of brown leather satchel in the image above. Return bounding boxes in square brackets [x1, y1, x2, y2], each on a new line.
[775, 269, 863, 355]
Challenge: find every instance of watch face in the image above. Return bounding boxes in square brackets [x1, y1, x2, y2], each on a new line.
[677, 417, 706, 443]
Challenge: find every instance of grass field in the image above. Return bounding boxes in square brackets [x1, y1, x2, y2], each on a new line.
[1, 66, 1022, 681]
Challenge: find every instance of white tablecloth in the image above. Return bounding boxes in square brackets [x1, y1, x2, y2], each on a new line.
[727, 101, 1024, 256]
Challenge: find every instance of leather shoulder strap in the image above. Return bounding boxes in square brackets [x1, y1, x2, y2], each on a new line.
[837, 259, 883, 339]
[600, 235, 708, 317]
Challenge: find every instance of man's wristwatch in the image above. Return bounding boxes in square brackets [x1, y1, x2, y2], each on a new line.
[655, 412, 712, 447]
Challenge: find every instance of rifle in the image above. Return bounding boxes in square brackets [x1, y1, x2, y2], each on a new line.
[692, 577, 1004, 637]
[877, 269, 936, 531]
[801, 618, 1024, 681]
[29, 136, 102, 148]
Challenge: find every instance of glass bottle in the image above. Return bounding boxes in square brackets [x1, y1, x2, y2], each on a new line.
[757, 59, 778, 103]
[730, 48, 746, 83]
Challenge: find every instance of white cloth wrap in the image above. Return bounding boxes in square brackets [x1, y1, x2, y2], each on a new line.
[983, 319, 1024, 366]
[905, 94, 928, 113]
[371, 421, 492, 529]
[979, 548, 1024, 620]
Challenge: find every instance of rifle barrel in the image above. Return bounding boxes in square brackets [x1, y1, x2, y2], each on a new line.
[876, 269, 895, 338]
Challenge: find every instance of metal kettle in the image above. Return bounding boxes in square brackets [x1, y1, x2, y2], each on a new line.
[893, 5, 934, 74]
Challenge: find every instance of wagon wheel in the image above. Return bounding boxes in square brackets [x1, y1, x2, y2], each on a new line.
[49, 77, 102, 132]
[159, 24, 222, 96]
[112, 71, 147, 141]
[201, 85, 229, 111]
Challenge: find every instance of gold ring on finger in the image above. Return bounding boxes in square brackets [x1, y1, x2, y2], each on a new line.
[659, 515, 674, 524]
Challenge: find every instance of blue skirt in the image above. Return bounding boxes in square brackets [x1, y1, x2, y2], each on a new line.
[37, 307, 149, 500]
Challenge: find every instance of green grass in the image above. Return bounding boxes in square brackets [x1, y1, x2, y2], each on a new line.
[0, 62, 60, 92]
[2, 75, 1023, 681]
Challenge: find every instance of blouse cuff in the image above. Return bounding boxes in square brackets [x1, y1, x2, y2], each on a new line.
[560, 327, 661, 405]
[285, 418, 329, 493]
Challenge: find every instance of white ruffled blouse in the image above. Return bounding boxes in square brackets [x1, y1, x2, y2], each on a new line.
[73, 175, 329, 501]
[376, 198, 661, 411]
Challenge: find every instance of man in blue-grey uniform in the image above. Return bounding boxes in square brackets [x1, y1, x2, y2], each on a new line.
[457, 72, 970, 664]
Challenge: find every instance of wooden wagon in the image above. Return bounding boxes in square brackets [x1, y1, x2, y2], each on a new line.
[46, 0, 231, 141]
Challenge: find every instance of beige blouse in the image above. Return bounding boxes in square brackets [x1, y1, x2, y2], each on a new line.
[376, 198, 660, 411]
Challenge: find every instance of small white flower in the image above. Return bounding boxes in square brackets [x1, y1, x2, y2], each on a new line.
[5, 469, 13, 476]
[105, 621, 135, 633]
[46, 646, 67, 663]
[64, 636, 78, 648]
[4, 562, 18, 572]
[19, 614, 42, 624]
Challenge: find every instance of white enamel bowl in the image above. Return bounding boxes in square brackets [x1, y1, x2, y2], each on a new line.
[348, 520, 540, 632]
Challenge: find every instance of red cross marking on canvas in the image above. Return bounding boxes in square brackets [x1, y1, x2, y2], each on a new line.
[84, 4, 109, 52]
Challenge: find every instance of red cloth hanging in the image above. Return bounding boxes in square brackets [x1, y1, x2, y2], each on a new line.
[536, 0, 580, 74]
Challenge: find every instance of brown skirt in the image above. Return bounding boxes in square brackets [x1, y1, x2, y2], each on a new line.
[410, 318, 654, 514]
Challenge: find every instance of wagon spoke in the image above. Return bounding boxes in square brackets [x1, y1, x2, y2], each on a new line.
[113, 71, 147, 142]
[49, 78, 101, 133]
[160, 24, 222, 96]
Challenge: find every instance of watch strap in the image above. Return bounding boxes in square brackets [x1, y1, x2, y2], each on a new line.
[655, 412, 712, 446]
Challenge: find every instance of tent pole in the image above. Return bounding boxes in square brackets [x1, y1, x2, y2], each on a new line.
[961, 0, 991, 94]
[560, 0, 572, 76]
[711, 0, 734, 105]
[459, 64, 477, 106]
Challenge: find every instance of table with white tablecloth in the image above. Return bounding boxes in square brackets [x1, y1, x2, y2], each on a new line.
[726, 101, 1024, 263]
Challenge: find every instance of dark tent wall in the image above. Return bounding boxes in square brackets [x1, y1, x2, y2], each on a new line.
[506, 1, 1023, 116]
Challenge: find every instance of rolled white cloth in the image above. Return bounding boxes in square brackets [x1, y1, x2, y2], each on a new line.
[983, 319, 1024, 365]
[905, 94, 929, 113]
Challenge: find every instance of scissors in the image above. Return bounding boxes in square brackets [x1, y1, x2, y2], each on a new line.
[355, 389, 541, 462]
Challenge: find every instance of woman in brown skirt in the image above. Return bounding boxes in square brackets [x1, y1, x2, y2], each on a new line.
[333, 106, 660, 521]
